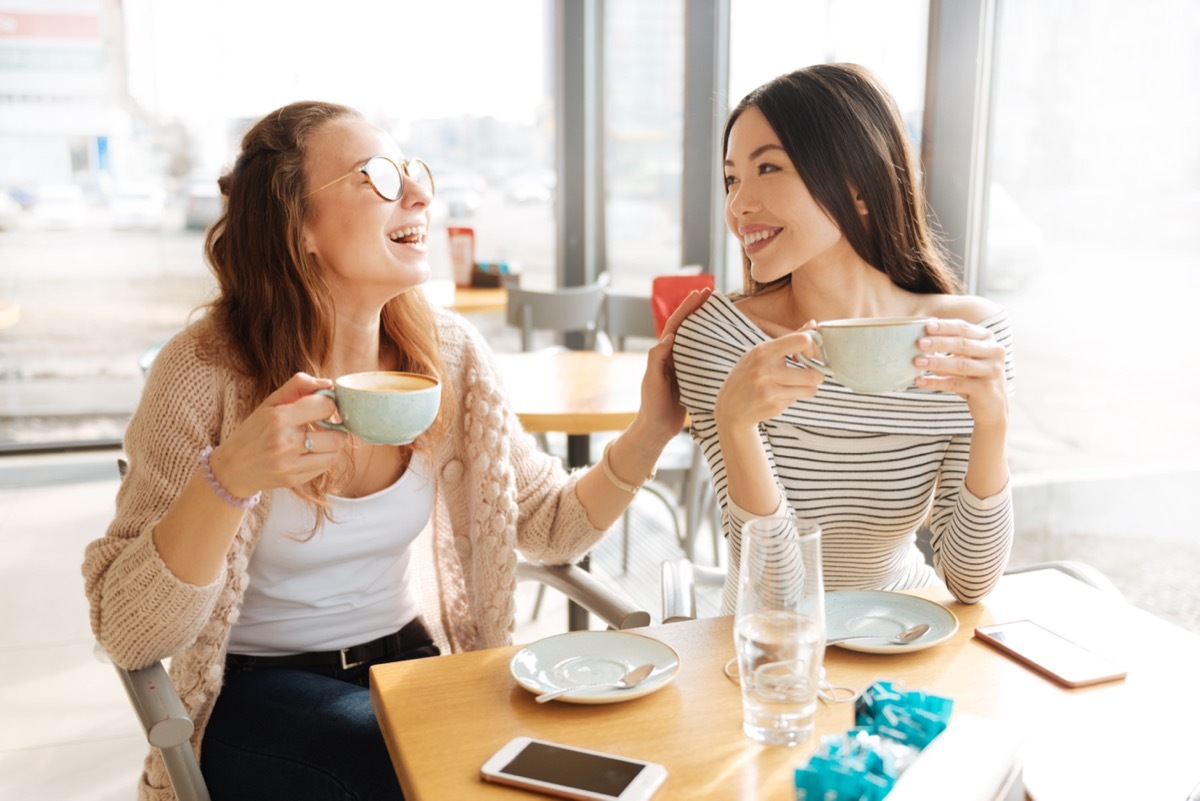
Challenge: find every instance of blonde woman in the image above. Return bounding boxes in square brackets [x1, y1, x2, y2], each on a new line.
[85, 101, 706, 801]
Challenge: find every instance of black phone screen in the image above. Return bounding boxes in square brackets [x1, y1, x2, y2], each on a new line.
[500, 741, 647, 796]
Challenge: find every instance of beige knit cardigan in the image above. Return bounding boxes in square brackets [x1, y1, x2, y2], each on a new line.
[83, 309, 606, 801]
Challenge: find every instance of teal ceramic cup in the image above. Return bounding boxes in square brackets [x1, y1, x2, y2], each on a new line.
[315, 371, 441, 445]
[789, 317, 932, 394]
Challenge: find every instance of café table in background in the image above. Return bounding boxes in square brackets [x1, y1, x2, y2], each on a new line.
[493, 350, 645, 469]
[0, 299, 19, 330]
[371, 569, 1200, 800]
[421, 279, 508, 314]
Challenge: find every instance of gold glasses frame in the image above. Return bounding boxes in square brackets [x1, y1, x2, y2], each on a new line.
[304, 155, 435, 201]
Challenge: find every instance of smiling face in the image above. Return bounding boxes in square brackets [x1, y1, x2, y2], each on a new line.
[723, 106, 855, 285]
[301, 117, 432, 308]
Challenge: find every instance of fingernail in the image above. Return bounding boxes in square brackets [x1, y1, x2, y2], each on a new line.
[919, 338, 932, 349]
[914, 357, 929, 367]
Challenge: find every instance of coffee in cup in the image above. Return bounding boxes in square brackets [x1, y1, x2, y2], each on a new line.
[788, 317, 932, 394]
[316, 371, 440, 445]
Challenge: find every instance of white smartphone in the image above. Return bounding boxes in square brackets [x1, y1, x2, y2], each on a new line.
[480, 736, 667, 801]
[974, 619, 1127, 688]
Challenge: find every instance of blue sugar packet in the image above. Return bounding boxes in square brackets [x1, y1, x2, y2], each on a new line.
[794, 682, 954, 799]
[854, 681, 953, 750]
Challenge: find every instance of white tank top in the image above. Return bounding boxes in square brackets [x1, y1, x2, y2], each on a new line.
[227, 453, 434, 656]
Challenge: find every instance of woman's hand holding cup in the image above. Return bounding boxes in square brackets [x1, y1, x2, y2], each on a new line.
[914, 319, 1009, 427]
[208, 373, 347, 499]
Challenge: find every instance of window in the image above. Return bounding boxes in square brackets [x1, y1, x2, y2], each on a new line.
[986, 0, 1200, 476]
[0, 0, 552, 448]
[603, 0, 685, 291]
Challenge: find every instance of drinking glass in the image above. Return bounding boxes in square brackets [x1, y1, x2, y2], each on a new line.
[734, 515, 824, 746]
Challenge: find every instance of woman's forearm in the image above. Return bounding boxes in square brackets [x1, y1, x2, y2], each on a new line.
[575, 421, 672, 530]
[715, 422, 780, 516]
[151, 458, 249, 586]
[963, 420, 1009, 499]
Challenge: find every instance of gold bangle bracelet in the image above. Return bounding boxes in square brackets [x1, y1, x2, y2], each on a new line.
[601, 439, 656, 494]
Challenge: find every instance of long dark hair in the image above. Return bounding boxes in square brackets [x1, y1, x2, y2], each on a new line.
[201, 101, 453, 509]
[724, 63, 961, 296]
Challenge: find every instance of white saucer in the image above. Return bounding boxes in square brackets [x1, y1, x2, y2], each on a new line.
[826, 591, 959, 654]
[510, 630, 680, 704]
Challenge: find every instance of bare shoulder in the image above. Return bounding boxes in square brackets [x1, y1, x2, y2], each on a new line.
[731, 287, 797, 337]
[922, 294, 1005, 325]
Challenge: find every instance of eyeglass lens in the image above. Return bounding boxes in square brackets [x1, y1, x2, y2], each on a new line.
[363, 157, 433, 201]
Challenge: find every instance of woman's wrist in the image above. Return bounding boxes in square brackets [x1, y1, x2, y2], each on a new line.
[605, 429, 665, 490]
[622, 414, 676, 455]
[199, 445, 261, 510]
[601, 439, 656, 494]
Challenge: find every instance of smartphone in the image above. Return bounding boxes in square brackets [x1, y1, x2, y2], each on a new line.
[480, 736, 667, 801]
[974, 620, 1127, 688]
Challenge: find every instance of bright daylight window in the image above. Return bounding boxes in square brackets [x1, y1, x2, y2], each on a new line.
[0, 0, 553, 449]
[603, 0, 684, 291]
[986, 0, 1200, 477]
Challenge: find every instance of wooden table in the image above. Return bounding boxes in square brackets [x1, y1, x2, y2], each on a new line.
[0, 299, 19, 330]
[421, 279, 508, 313]
[493, 350, 646, 450]
[371, 570, 1200, 800]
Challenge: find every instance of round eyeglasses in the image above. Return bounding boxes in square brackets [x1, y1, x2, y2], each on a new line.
[304, 155, 435, 202]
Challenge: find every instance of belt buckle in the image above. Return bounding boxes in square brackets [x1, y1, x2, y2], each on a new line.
[339, 648, 365, 670]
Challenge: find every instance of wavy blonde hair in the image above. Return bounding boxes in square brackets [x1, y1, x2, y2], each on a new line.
[201, 101, 454, 517]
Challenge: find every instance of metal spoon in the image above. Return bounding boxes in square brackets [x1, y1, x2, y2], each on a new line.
[826, 623, 931, 646]
[534, 663, 656, 703]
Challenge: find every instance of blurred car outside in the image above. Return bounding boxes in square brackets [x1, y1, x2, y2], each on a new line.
[183, 179, 223, 231]
[111, 183, 167, 230]
[25, 184, 89, 229]
[505, 168, 555, 205]
[0, 190, 21, 230]
[430, 170, 485, 221]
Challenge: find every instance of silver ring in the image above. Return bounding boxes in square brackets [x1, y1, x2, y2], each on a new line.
[304, 436, 314, 453]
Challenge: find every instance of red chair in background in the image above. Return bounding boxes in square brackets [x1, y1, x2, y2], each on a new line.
[651, 273, 714, 337]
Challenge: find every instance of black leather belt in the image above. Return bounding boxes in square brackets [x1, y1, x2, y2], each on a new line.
[226, 617, 433, 671]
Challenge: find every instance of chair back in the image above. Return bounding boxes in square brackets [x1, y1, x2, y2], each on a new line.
[603, 291, 657, 351]
[651, 273, 714, 336]
[505, 279, 608, 351]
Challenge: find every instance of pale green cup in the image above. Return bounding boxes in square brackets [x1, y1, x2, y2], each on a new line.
[789, 317, 932, 394]
[316, 371, 440, 445]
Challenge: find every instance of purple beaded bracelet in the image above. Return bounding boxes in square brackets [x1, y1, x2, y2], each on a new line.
[198, 445, 262, 510]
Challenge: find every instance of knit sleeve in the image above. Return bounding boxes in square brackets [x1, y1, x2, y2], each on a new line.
[459, 325, 605, 564]
[81, 329, 233, 669]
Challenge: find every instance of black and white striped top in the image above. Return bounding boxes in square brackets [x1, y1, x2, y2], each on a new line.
[673, 292, 1015, 612]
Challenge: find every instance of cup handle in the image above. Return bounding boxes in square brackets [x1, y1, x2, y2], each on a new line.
[786, 330, 834, 378]
[314, 388, 350, 433]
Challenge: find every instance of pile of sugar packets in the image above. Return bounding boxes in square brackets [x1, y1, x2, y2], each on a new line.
[794, 681, 953, 800]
